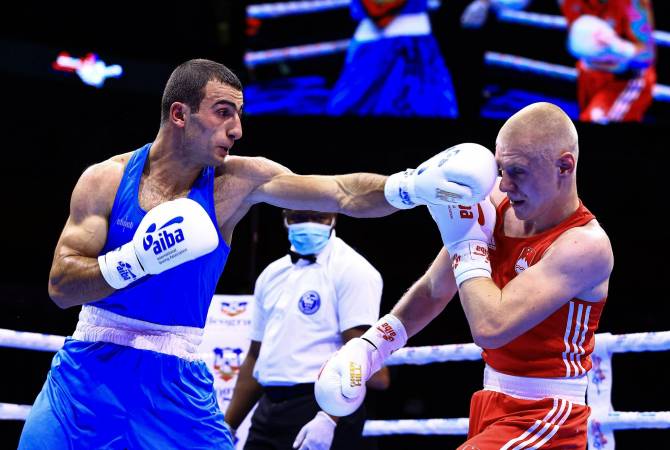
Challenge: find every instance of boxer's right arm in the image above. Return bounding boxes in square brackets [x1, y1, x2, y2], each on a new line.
[315, 249, 457, 416]
[48, 161, 122, 308]
[389, 248, 459, 337]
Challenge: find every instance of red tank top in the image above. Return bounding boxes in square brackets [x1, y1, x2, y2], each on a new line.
[483, 198, 606, 378]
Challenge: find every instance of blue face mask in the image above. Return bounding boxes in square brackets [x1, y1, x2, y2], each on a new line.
[287, 222, 333, 255]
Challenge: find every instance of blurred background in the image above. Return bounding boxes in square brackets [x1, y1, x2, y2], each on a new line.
[1, 0, 669, 447]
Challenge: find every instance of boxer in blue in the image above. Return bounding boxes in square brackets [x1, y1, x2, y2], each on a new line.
[327, 0, 459, 117]
[19, 59, 497, 449]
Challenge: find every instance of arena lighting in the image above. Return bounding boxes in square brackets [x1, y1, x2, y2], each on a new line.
[52, 51, 123, 88]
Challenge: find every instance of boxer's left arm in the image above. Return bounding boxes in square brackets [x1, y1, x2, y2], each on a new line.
[458, 225, 613, 349]
[234, 156, 394, 218]
[236, 144, 497, 218]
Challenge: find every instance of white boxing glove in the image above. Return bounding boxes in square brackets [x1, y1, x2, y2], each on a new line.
[385, 143, 497, 209]
[98, 198, 219, 289]
[315, 314, 407, 417]
[461, 0, 490, 29]
[428, 198, 496, 286]
[568, 15, 635, 62]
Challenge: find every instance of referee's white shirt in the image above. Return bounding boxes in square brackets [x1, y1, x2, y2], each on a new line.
[250, 233, 382, 386]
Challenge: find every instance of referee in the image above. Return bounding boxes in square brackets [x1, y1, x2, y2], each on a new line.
[225, 209, 389, 450]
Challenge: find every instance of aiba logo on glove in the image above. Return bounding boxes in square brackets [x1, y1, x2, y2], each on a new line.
[376, 321, 397, 342]
[116, 260, 137, 281]
[142, 216, 185, 255]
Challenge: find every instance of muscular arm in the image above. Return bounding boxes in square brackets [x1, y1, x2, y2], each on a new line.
[459, 225, 613, 349]
[225, 340, 263, 430]
[391, 248, 459, 338]
[48, 161, 122, 308]
[238, 156, 396, 218]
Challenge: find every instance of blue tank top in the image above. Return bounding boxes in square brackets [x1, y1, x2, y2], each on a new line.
[94, 143, 230, 328]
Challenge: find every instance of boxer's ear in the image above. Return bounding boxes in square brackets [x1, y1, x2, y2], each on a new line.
[170, 102, 189, 128]
[556, 152, 575, 176]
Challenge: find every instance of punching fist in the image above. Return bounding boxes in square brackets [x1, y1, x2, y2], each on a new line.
[98, 198, 219, 289]
[385, 143, 497, 209]
[461, 0, 490, 29]
[315, 315, 407, 417]
[568, 15, 635, 64]
[428, 198, 496, 286]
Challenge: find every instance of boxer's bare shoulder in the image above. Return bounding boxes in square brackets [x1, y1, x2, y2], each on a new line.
[540, 219, 613, 301]
[212, 155, 293, 241]
[71, 153, 132, 220]
[545, 219, 613, 267]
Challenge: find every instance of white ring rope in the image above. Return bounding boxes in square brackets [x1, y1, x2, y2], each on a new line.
[0, 403, 32, 421]
[248, 0, 351, 19]
[604, 330, 670, 353]
[2, 327, 669, 443]
[0, 328, 65, 352]
[1, 329, 669, 361]
[497, 10, 670, 46]
[603, 411, 670, 430]
[484, 52, 670, 102]
[247, 0, 441, 19]
[387, 342, 482, 364]
[245, 39, 351, 67]
[364, 418, 470, 435]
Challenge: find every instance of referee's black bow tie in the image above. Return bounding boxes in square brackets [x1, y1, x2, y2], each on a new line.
[289, 250, 317, 264]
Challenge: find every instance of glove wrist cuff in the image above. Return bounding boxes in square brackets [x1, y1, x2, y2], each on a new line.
[362, 314, 408, 362]
[448, 240, 492, 287]
[384, 171, 417, 209]
[98, 242, 146, 290]
[610, 38, 636, 59]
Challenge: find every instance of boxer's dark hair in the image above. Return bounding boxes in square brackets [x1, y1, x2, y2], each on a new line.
[161, 59, 242, 124]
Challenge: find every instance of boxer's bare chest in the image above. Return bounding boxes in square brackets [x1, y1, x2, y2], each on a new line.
[136, 173, 250, 220]
[137, 178, 190, 212]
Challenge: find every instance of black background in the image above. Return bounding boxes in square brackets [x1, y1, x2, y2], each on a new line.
[1, 1, 669, 448]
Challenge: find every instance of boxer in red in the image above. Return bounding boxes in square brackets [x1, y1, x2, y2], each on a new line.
[316, 102, 614, 449]
[562, 0, 656, 123]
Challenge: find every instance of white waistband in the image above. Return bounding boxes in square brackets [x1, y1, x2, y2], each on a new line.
[72, 305, 204, 361]
[483, 365, 587, 405]
[354, 13, 431, 42]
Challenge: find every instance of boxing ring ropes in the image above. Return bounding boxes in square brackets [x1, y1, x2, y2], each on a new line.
[244, 1, 670, 102]
[1, 327, 669, 448]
